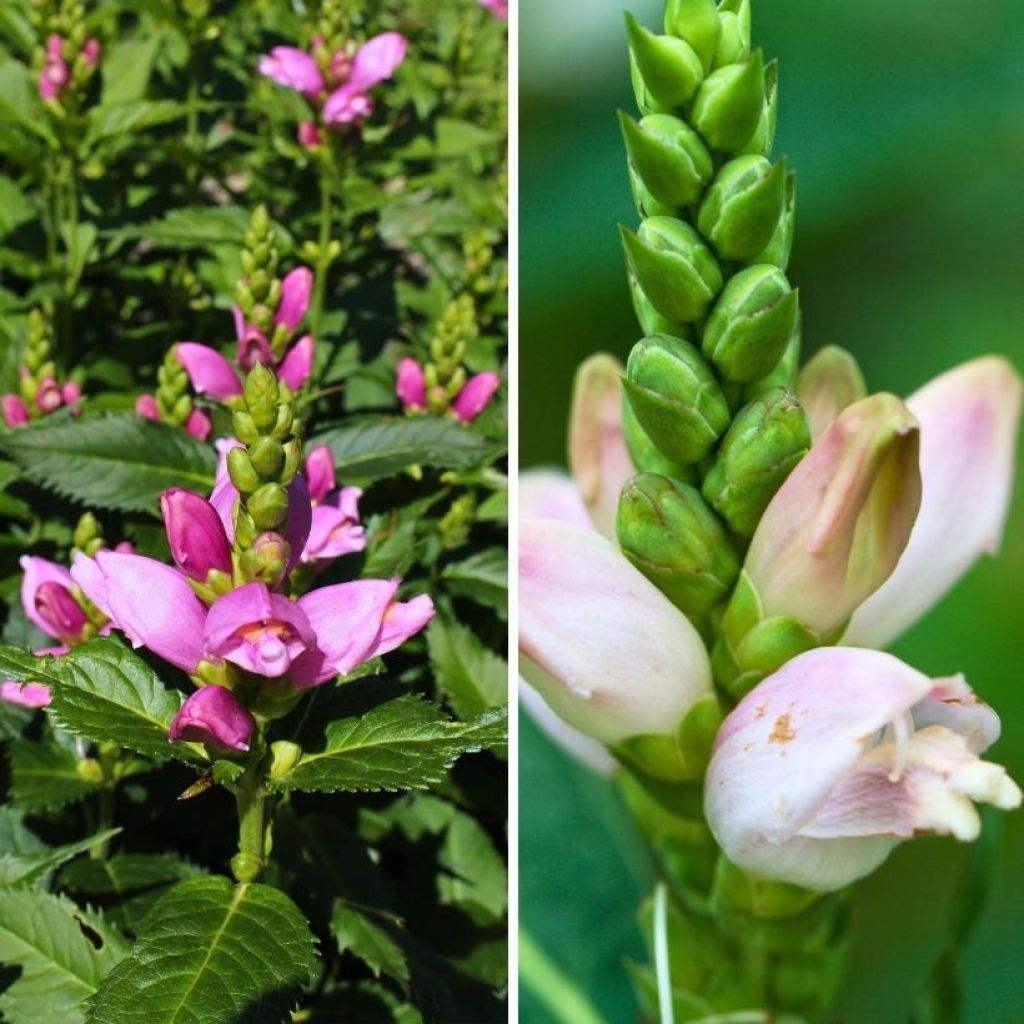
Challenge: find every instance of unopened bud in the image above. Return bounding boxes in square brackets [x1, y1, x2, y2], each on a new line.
[692, 50, 764, 153]
[697, 155, 786, 262]
[751, 169, 795, 268]
[269, 740, 302, 780]
[796, 345, 867, 441]
[621, 218, 722, 325]
[621, 395, 695, 482]
[227, 448, 262, 495]
[628, 271, 682, 336]
[248, 436, 285, 479]
[739, 60, 779, 157]
[702, 388, 811, 537]
[624, 334, 730, 465]
[743, 324, 801, 401]
[618, 474, 741, 619]
[664, 0, 722, 71]
[703, 264, 799, 383]
[626, 12, 704, 110]
[248, 482, 289, 530]
[620, 113, 713, 210]
[232, 410, 260, 445]
[244, 364, 279, 431]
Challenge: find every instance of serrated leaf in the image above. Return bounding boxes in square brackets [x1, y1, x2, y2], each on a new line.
[0, 889, 128, 1024]
[441, 548, 507, 619]
[2, 414, 215, 514]
[0, 829, 122, 888]
[311, 416, 501, 484]
[427, 613, 507, 718]
[437, 814, 507, 924]
[272, 697, 507, 794]
[0, 642, 64, 688]
[49, 639, 196, 763]
[86, 877, 317, 1024]
[331, 903, 409, 984]
[101, 34, 161, 106]
[110, 205, 265, 249]
[8, 738, 103, 811]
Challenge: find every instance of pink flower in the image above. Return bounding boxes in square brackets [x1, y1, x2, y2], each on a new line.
[169, 685, 256, 753]
[185, 408, 211, 440]
[0, 681, 53, 709]
[34, 377, 63, 413]
[2, 394, 29, 427]
[81, 38, 101, 68]
[452, 373, 501, 423]
[235, 315, 275, 372]
[305, 445, 336, 503]
[258, 46, 325, 98]
[161, 489, 233, 583]
[298, 121, 322, 148]
[478, 0, 509, 18]
[275, 268, 313, 332]
[706, 648, 1022, 891]
[20, 556, 89, 644]
[323, 32, 407, 125]
[176, 342, 244, 402]
[277, 334, 315, 391]
[61, 380, 81, 405]
[300, 446, 366, 565]
[396, 358, 426, 411]
[39, 33, 69, 101]
[519, 518, 712, 744]
[135, 394, 159, 420]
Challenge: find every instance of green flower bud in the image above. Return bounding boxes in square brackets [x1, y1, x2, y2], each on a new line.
[739, 60, 779, 157]
[76, 758, 104, 784]
[247, 482, 289, 530]
[227, 448, 262, 495]
[621, 394, 695, 482]
[268, 740, 302, 780]
[714, 0, 751, 68]
[624, 334, 730, 464]
[751, 169, 795, 268]
[243, 364, 280, 432]
[664, 0, 722, 71]
[697, 155, 787, 261]
[692, 50, 765, 154]
[702, 387, 811, 537]
[248, 436, 285, 479]
[281, 438, 303, 485]
[271, 401, 296, 441]
[231, 410, 260, 446]
[625, 12, 704, 110]
[628, 271, 683, 336]
[628, 163, 676, 219]
[743, 321, 801, 401]
[620, 113, 714, 210]
[617, 473, 741, 619]
[73, 512, 102, 553]
[621, 218, 723, 325]
[702, 264, 799, 383]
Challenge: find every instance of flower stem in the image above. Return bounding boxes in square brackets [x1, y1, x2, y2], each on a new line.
[310, 148, 335, 340]
[232, 769, 272, 883]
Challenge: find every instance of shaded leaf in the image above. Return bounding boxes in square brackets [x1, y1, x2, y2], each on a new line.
[441, 549, 507, 619]
[427, 613, 507, 719]
[8, 738, 103, 811]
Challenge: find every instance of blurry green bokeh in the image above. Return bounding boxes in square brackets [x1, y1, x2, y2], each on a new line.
[519, 1, 1024, 1021]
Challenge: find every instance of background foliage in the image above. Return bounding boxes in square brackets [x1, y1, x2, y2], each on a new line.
[519, 1, 1024, 1021]
[0, 0, 508, 1020]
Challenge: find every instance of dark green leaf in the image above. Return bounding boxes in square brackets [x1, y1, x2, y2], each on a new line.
[8, 738, 103, 811]
[0, 829, 122, 888]
[441, 549, 507, 619]
[427, 613, 507, 718]
[332, 903, 409, 984]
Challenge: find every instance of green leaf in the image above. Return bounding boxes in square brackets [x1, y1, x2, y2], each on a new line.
[85, 100, 192, 148]
[86, 877, 317, 1024]
[48, 639, 196, 763]
[311, 416, 502, 484]
[8, 739, 103, 811]
[435, 118, 503, 158]
[331, 903, 409, 984]
[0, 889, 128, 1024]
[427, 613, 507, 718]
[272, 697, 507, 794]
[0, 643, 63, 688]
[101, 34, 161, 106]
[437, 813, 508, 924]
[0, 60, 55, 145]
[0, 175, 33, 240]
[0, 829, 122, 888]
[441, 548, 508, 619]
[2, 414, 216, 514]
[110, 206, 256, 249]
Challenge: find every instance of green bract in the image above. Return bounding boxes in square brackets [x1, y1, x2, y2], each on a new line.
[621, 112, 714, 209]
[697, 154, 787, 261]
[692, 49, 765, 153]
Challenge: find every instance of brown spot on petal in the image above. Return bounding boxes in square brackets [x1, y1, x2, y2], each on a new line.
[755, 703, 768, 719]
[769, 713, 796, 744]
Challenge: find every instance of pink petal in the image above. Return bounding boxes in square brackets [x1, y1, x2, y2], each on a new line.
[169, 685, 255, 752]
[32, 582, 88, 644]
[348, 33, 408, 92]
[277, 334, 315, 391]
[367, 594, 434, 659]
[70, 553, 111, 619]
[291, 580, 400, 686]
[2, 394, 30, 426]
[567, 354, 633, 539]
[845, 357, 1023, 648]
[176, 342, 243, 401]
[161, 488, 233, 582]
[520, 518, 712, 744]
[274, 267, 314, 331]
[322, 85, 374, 125]
[185, 408, 211, 440]
[452, 372, 501, 422]
[304, 445, 336, 503]
[258, 46, 326, 98]
[90, 551, 207, 674]
[396, 358, 426, 410]
[19, 556, 75, 638]
[302, 499, 367, 564]
[298, 121, 322, 148]
[204, 582, 315, 677]
[1, 681, 52, 708]
[519, 470, 592, 529]
[135, 394, 159, 421]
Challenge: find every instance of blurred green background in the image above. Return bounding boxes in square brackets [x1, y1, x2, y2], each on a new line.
[518, 1, 1024, 1021]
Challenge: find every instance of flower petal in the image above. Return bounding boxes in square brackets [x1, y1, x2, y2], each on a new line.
[304, 445, 336, 503]
[19, 556, 74, 638]
[275, 267, 313, 331]
[519, 517, 712, 745]
[845, 357, 1022, 648]
[169, 685, 256, 752]
[161, 488, 233, 581]
[396, 358, 426, 410]
[452, 373, 501, 422]
[258, 46, 325, 98]
[176, 342, 243, 401]
[349, 32, 408, 92]
[367, 594, 435, 659]
[277, 334, 315, 391]
[519, 469, 592, 529]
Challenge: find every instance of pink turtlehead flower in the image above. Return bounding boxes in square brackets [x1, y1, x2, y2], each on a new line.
[298, 121, 322, 148]
[277, 334, 315, 391]
[396, 358, 426, 411]
[2, 394, 29, 427]
[169, 685, 255, 753]
[452, 372, 501, 423]
[258, 46, 325, 98]
[161, 488, 233, 583]
[275, 267, 313, 332]
[301, 446, 366, 565]
[0, 681, 54, 709]
[20, 556, 90, 645]
[39, 34, 69, 101]
[706, 648, 1021, 892]
[135, 394, 159, 420]
[323, 33, 408, 125]
[81, 38, 101, 68]
[479, 0, 509, 18]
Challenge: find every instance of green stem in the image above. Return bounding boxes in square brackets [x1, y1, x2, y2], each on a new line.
[310, 148, 335, 339]
[61, 156, 79, 358]
[186, 51, 201, 187]
[232, 772, 272, 883]
[90, 787, 116, 860]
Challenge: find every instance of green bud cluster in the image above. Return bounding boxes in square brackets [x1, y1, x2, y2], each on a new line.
[155, 346, 200, 428]
[463, 231, 501, 299]
[424, 294, 477, 415]
[29, 0, 100, 113]
[315, 0, 362, 63]
[72, 512, 104, 557]
[615, 0, 809, 636]
[17, 309, 58, 414]
[235, 206, 284, 346]
[438, 492, 477, 550]
[228, 365, 303, 577]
